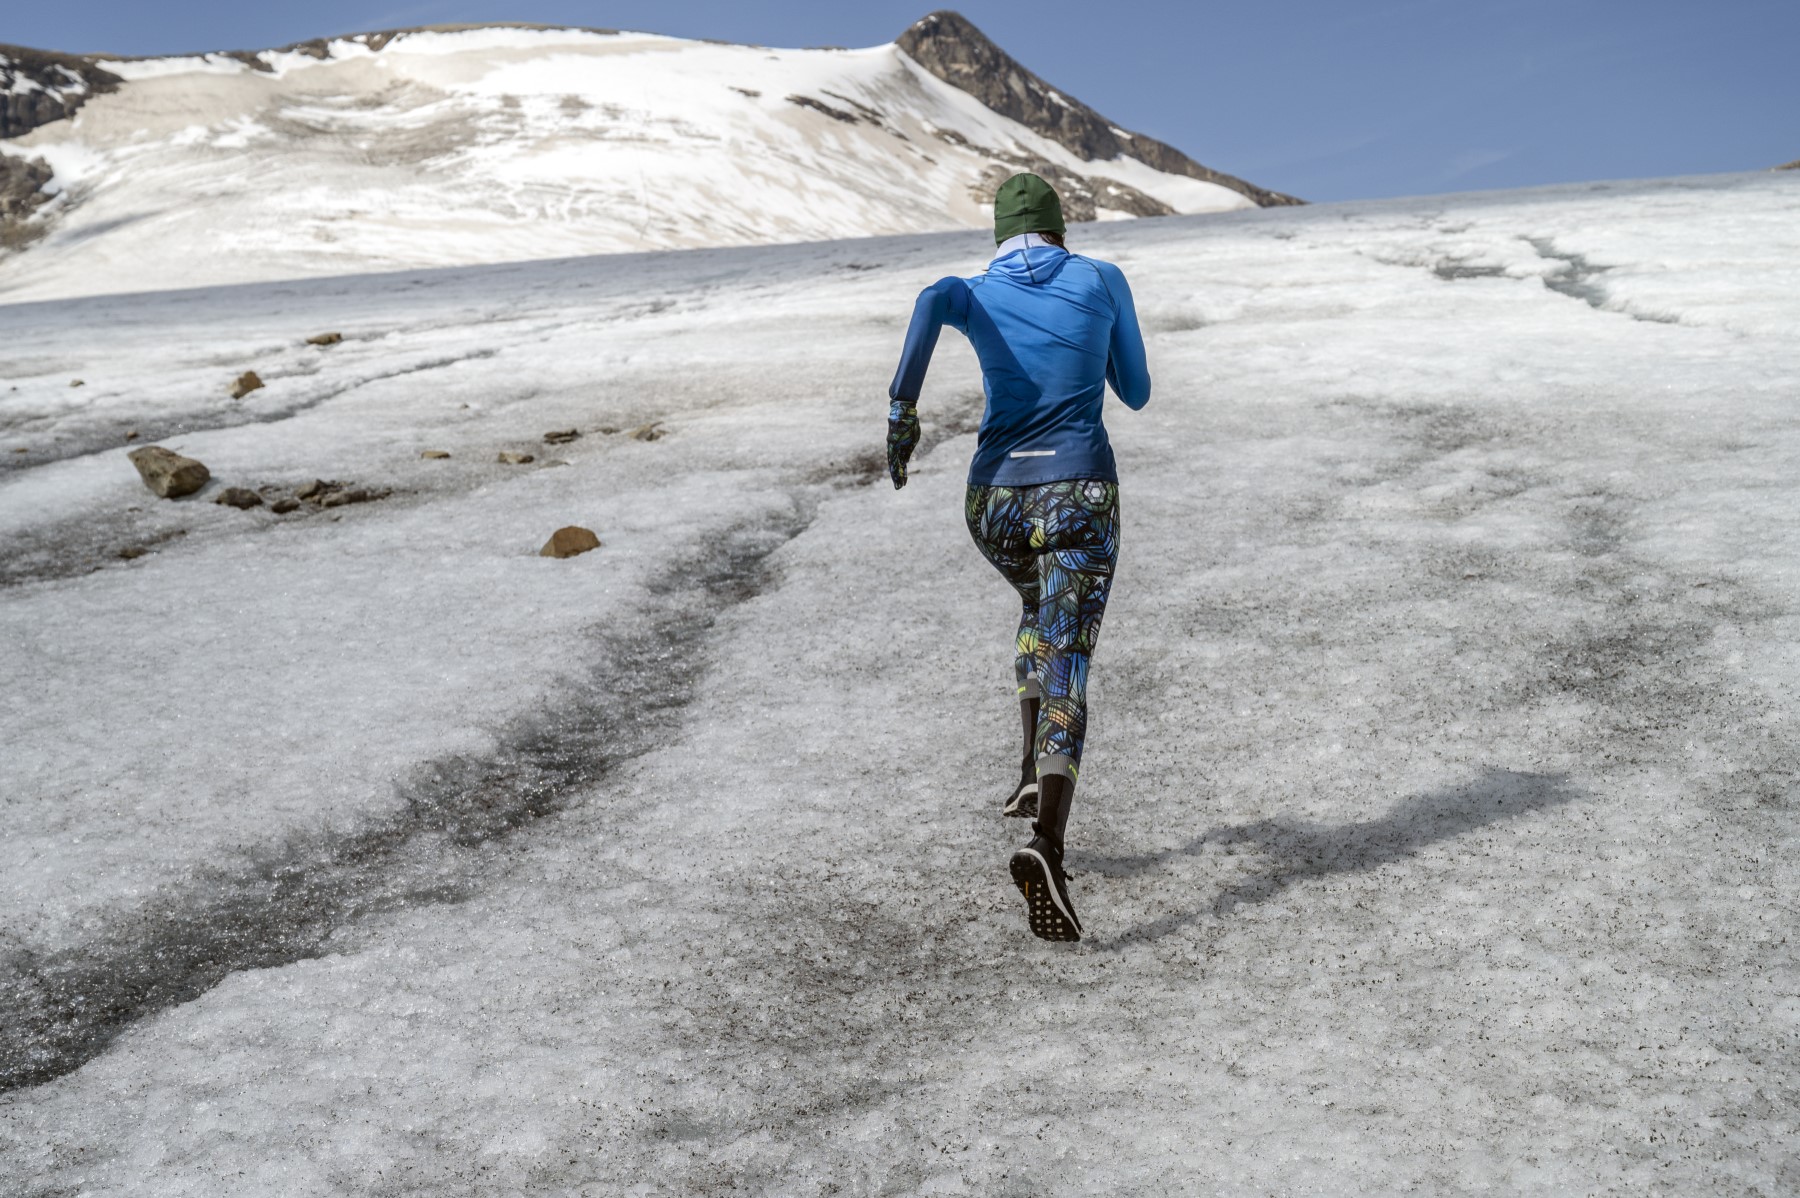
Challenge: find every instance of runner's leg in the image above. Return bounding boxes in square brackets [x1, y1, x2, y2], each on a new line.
[1025, 479, 1119, 845]
[966, 485, 1043, 814]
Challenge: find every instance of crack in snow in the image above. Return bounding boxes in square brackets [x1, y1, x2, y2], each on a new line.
[0, 498, 817, 1093]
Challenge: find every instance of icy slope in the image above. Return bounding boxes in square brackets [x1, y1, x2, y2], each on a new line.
[2, 170, 1798, 1194]
[0, 18, 1270, 303]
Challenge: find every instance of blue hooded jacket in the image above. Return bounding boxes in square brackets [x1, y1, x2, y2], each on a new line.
[889, 235, 1150, 487]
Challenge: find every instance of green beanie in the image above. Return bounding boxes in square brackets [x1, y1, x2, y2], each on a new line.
[992, 173, 1066, 244]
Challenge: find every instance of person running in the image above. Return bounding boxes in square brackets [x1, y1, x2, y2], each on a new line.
[886, 173, 1150, 942]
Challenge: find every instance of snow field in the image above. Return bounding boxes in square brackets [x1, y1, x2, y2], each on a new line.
[0, 26, 1247, 304]
[2, 170, 1799, 1194]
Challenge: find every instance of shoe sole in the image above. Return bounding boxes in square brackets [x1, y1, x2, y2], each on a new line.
[1010, 848, 1081, 942]
[1003, 782, 1038, 818]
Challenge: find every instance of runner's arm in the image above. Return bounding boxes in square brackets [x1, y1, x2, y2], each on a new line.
[889, 278, 967, 402]
[1096, 261, 1151, 410]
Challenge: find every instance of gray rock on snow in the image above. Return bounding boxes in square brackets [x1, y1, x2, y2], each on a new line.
[213, 487, 263, 509]
[127, 445, 210, 499]
[628, 422, 664, 442]
[542, 429, 581, 444]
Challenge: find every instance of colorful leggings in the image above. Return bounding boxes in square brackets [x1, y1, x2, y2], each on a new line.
[965, 479, 1120, 783]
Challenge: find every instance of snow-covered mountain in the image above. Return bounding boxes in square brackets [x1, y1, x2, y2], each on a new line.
[0, 12, 1296, 302]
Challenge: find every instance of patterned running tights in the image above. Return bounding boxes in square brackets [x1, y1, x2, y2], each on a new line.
[965, 478, 1119, 784]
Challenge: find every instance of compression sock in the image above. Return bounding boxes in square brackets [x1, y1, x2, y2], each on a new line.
[1033, 773, 1073, 849]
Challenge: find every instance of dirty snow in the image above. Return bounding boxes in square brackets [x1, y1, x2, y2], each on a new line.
[1, 170, 1798, 1195]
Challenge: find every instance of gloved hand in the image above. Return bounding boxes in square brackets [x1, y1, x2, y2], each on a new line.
[887, 399, 920, 489]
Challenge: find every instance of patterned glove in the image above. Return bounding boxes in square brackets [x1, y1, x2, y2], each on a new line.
[887, 399, 920, 489]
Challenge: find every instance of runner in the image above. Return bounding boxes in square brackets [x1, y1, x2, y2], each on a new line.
[886, 173, 1151, 942]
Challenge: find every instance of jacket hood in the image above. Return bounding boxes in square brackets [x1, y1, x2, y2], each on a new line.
[986, 243, 1070, 286]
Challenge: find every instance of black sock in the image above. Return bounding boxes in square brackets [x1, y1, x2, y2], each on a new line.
[1018, 696, 1039, 777]
[1034, 774, 1072, 849]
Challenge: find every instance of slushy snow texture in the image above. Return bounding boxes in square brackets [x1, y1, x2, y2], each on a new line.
[1, 170, 1797, 1195]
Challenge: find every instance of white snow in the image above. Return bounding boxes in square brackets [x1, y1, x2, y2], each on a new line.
[1, 168, 1797, 1194]
[0, 25, 1249, 304]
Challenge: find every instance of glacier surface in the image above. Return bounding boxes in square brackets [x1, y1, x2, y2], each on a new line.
[1, 170, 1798, 1195]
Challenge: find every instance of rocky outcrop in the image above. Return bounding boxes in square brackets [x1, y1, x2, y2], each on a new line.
[968, 154, 1175, 220]
[896, 11, 1302, 208]
[1777, 160, 1799, 171]
[229, 371, 264, 399]
[0, 44, 121, 140]
[0, 152, 53, 250]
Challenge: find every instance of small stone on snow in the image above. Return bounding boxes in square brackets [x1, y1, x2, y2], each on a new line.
[421, 450, 451, 459]
[128, 445, 210, 498]
[230, 371, 264, 399]
[497, 451, 535, 464]
[306, 332, 344, 346]
[540, 526, 602, 558]
[214, 487, 263, 509]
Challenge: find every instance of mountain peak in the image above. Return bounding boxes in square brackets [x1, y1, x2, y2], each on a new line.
[896, 10, 1300, 207]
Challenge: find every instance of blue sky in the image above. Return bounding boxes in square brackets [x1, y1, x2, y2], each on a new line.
[4, 1, 1795, 201]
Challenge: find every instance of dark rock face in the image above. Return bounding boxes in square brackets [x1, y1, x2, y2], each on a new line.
[0, 152, 53, 249]
[897, 11, 1302, 208]
[0, 44, 121, 140]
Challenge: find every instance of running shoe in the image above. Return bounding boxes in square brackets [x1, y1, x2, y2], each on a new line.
[1009, 834, 1081, 942]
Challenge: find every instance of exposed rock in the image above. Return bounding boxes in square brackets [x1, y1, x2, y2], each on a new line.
[320, 488, 371, 508]
[67, 378, 83, 388]
[596, 425, 621, 435]
[229, 371, 264, 399]
[628, 422, 664, 442]
[971, 158, 1173, 222]
[896, 11, 1303, 208]
[117, 546, 148, 560]
[128, 445, 210, 498]
[540, 526, 602, 558]
[421, 449, 451, 459]
[213, 487, 263, 509]
[543, 459, 570, 468]
[786, 94, 859, 124]
[270, 498, 300, 514]
[0, 152, 55, 250]
[305, 331, 343, 345]
[295, 478, 331, 500]
[0, 45, 123, 139]
[1777, 160, 1799, 171]
[497, 451, 535, 464]
[124, 430, 138, 440]
[542, 428, 581, 444]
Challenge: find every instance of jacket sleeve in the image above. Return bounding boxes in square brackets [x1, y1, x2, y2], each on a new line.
[889, 278, 967, 402]
[1096, 261, 1151, 410]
